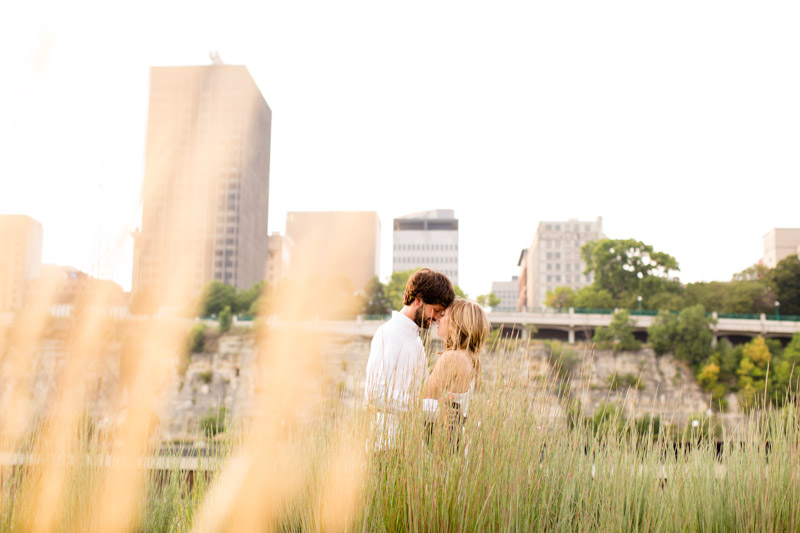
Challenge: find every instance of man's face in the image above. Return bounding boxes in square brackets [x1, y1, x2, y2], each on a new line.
[413, 300, 446, 329]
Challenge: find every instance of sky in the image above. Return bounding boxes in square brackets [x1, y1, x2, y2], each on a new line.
[1, 1, 798, 298]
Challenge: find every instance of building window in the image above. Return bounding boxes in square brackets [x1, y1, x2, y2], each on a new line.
[547, 264, 552, 271]
[547, 275, 552, 282]
[546, 252, 552, 259]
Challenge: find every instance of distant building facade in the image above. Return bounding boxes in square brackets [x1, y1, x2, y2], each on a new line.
[392, 209, 459, 285]
[132, 64, 271, 303]
[517, 249, 527, 311]
[0, 215, 43, 311]
[29, 264, 125, 306]
[285, 211, 380, 291]
[490, 276, 518, 312]
[521, 217, 604, 311]
[265, 232, 293, 286]
[763, 228, 800, 268]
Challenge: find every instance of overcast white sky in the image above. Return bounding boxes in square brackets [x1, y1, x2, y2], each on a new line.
[1, 1, 798, 298]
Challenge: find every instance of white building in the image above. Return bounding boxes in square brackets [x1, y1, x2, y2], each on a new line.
[763, 228, 800, 268]
[392, 210, 459, 285]
[521, 217, 604, 311]
[490, 276, 518, 312]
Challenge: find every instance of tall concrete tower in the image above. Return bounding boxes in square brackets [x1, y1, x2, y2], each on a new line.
[132, 65, 271, 304]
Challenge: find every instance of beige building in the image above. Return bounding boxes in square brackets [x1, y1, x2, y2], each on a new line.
[265, 232, 293, 286]
[762, 228, 800, 268]
[392, 209, 459, 285]
[285, 211, 380, 292]
[132, 64, 271, 304]
[0, 215, 43, 311]
[490, 276, 518, 312]
[521, 217, 604, 311]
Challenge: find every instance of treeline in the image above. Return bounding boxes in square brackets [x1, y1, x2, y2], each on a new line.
[590, 304, 800, 412]
[546, 238, 800, 316]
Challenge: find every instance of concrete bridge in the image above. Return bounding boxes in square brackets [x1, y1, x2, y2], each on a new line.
[2, 307, 797, 346]
[301, 310, 800, 345]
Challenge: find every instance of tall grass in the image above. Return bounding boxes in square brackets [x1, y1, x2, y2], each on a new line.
[2, 332, 798, 531]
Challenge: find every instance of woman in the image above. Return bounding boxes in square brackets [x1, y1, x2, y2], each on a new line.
[422, 299, 490, 447]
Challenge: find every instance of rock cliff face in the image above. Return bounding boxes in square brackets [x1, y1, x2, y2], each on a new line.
[0, 333, 726, 441]
[569, 347, 710, 420]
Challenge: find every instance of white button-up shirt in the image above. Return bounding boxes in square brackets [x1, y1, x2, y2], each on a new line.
[364, 311, 427, 447]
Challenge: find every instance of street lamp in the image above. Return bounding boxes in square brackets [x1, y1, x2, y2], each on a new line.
[775, 300, 780, 320]
[637, 295, 643, 312]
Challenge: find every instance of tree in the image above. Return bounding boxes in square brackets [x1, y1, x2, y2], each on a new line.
[234, 282, 264, 315]
[736, 336, 775, 411]
[218, 306, 233, 333]
[477, 293, 501, 309]
[593, 310, 641, 352]
[647, 310, 677, 355]
[545, 287, 575, 309]
[775, 332, 800, 400]
[362, 276, 391, 316]
[201, 281, 236, 317]
[573, 286, 614, 309]
[673, 305, 715, 365]
[769, 256, 800, 316]
[384, 269, 465, 311]
[581, 238, 679, 301]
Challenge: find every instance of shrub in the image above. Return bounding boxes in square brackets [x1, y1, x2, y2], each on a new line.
[219, 306, 233, 334]
[188, 323, 206, 354]
[198, 371, 213, 385]
[199, 407, 228, 438]
[606, 372, 644, 391]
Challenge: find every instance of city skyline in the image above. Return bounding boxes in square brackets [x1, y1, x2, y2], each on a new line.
[2, 2, 799, 299]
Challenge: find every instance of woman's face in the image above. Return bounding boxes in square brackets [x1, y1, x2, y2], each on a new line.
[437, 306, 450, 339]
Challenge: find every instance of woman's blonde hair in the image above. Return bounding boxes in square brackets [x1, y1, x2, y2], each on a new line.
[442, 299, 491, 381]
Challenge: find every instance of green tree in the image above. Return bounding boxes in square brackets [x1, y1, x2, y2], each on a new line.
[573, 286, 614, 309]
[581, 238, 679, 301]
[477, 292, 501, 309]
[737, 336, 773, 411]
[647, 310, 677, 355]
[362, 276, 391, 315]
[594, 310, 641, 352]
[234, 282, 264, 315]
[673, 305, 715, 365]
[769, 256, 800, 316]
[775, 333, 800, 400]
[218, 306, 233, 333]
[201, 281, 236, 317]
[545, 286, 575, 309]
[384, 269, 464, 311]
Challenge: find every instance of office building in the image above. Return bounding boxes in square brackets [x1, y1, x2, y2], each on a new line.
[265, 232, 293, 286]
[763, 228, 800, 268]
[0, 215, 43, 311]
[392, 209, 459, 285]
[285, 211, 380, 291]
[521, 217, 604, 311]
[132, 64, 271, 303]
[490, 276, 518, 312]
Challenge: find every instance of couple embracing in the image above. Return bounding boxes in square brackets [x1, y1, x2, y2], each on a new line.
[364, 268, 490, 450]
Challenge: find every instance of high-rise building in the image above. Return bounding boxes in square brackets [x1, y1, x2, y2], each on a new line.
[392, 210, 459, 285]
[762, 228, 800, 268]
[521, 217, 604, 311]
[0, 215, 43, 311]
[132, 64, 271, 303]
[490, 276, 518, 312]
[265, 232, 293, 286]
[285, 211, 380, 292]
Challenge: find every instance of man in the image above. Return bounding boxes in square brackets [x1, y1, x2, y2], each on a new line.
[364, 268, 455, 448]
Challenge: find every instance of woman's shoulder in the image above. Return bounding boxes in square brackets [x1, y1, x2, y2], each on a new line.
[438, 349, 473, 367]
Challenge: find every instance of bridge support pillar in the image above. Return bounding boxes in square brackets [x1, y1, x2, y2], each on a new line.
[711, 335, 717, 348]
[568, 327, 575, 344]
